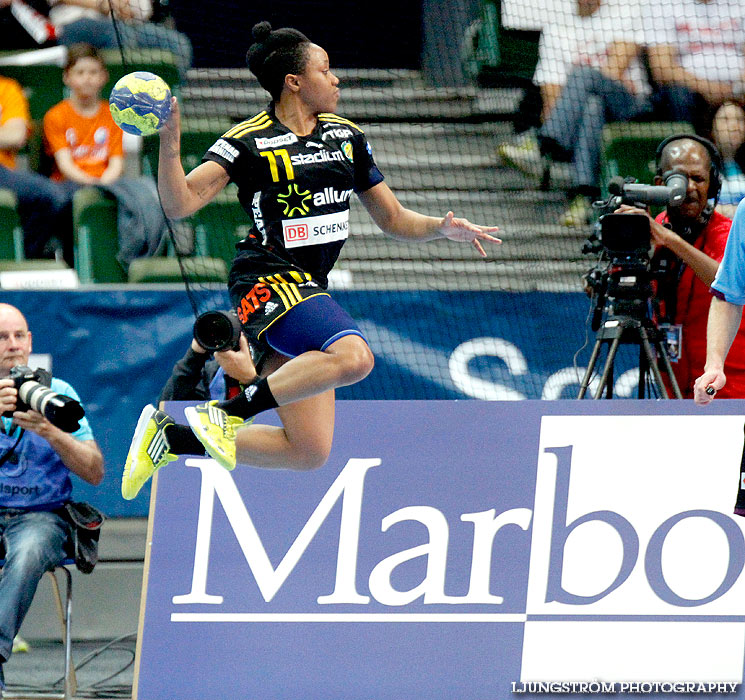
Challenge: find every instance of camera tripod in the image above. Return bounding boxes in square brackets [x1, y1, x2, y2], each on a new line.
[577, 313, 683, 399]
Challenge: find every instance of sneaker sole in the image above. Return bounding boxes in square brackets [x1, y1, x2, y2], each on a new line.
[498, 148, 544, 178]
[122, 404, 157, 499]
[184, 406, 236, 471]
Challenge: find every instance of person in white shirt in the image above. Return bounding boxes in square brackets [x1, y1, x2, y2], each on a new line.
[499, 0, 652, 227]
[49, 0, 192, 78]
[644, 0, 745, 212]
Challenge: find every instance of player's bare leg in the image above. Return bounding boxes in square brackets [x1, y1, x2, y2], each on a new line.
[234, 389, 335, 470]
[263, 334, 374, 404]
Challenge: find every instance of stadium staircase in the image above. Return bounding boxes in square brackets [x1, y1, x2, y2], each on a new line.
[179, 68, 587, 293]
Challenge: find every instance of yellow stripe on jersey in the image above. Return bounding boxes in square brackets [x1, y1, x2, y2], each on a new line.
[223, 113, 272, 139]
[275, 273, 306, 303]
[222, 112, 268, 138]
[318, 113, 363, 132]
[231, 120, 274, 138]
[261, 275, 294, 310]
[288, 270, 306, 283]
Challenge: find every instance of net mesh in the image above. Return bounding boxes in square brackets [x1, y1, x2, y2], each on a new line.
[10, 0, 743, 399]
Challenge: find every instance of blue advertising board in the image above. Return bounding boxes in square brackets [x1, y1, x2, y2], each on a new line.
[0, 289, 610, 517]
[134, 400, 745, 699]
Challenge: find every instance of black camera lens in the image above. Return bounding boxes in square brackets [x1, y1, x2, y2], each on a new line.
[193, 310, 242, 352]
[18, 381, 85, 433]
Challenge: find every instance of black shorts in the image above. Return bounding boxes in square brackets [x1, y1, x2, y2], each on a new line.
[229, 270, 366, 358]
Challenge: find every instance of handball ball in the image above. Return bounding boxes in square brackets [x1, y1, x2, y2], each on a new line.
[109, 71, 172, 137]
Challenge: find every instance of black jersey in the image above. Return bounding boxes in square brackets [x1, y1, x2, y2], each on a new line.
[202, 105, 384, 289]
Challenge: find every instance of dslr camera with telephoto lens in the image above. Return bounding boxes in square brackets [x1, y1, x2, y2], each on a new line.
[3, 365, 85, 432]
[193, 310, 242, 353]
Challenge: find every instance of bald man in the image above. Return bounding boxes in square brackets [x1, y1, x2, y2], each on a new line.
[0, 303, 103, 693]
[616, 136, 745, 398]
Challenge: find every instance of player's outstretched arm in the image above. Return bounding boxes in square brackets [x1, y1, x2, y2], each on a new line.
[158, 97, 230, 219]
[693, 296, 743, 405]
[358, 182, 501, 257]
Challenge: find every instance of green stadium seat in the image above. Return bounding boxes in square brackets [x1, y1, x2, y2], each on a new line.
[0, 189, 25, 261]
[0, 63, 64, 122]
[0, 259, 69, 272]
[100, 48, 181, 99]
[189, 196, 247, 271]
[464, 0, 540, 87]
[140, 118, 231, 177]
[127, 255, 227, 283]
[72, 187, 126, 284]
[599, 122, 696, 193]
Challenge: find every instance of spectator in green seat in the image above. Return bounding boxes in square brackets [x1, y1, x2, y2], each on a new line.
[0, 73, 72, 264]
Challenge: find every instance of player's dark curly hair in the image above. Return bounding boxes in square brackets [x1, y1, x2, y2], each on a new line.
[246, 21, 312, 102]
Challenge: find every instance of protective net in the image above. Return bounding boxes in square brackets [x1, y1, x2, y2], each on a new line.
[4, 0, 744, 400]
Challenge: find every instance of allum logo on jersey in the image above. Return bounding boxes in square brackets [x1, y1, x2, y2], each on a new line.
[255, 133, 299, 149]
[313, 187, 353, 206]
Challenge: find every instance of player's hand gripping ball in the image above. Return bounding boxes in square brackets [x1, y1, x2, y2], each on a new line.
[109, 71, 172, 136]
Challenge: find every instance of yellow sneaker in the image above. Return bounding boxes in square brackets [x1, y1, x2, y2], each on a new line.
[560, 195, 592, 227]
[184, 401, 247, 471]
[121, 405, 178, 500]
[12, 635, 29, 653]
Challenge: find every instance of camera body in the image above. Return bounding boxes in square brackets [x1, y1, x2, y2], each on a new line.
[585, 213, 653, 322]
[193, 310, 242, 353]
[4, 365, 85, 433]
[582, 174, 688, 329]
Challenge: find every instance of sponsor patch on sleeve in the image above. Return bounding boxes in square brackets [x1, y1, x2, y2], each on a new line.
[207, 138, 240, 163]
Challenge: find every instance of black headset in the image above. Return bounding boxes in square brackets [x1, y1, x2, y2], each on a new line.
[654, 133, 723, 201]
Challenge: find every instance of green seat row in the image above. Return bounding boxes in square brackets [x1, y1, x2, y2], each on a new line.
[0, 186, 246, 285]
[599, 121, 696, 195]
[0, 48, 181, 122]
[72, 187, 245, 284]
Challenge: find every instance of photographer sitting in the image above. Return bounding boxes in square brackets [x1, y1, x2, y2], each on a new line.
[616, 134, 745, 398]
[0, 303, 103, 692]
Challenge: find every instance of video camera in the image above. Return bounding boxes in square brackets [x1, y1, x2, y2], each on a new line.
[3, 366, 85, 433]
[581, 173, 688, 331]
[584, 213, 653, 329]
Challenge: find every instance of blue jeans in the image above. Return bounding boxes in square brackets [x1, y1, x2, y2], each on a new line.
[59, 18, 193, 79]
[540, 65, 652, 190]
[0, 510, 70, 664]
[0, 167, 73, 262]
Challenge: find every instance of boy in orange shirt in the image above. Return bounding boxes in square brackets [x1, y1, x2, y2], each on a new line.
[43, 43, 124, 185]
[43, 43, 167, 269]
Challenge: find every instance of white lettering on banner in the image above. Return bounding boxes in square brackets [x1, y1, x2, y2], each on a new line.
[171, 458, 532, 608]
[282, 211, 350, 249]
[449, 338, 527, 400]
[521, 415, 745, 683]
[450, 336, 649, 399]
[254, 133, 298, 149]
